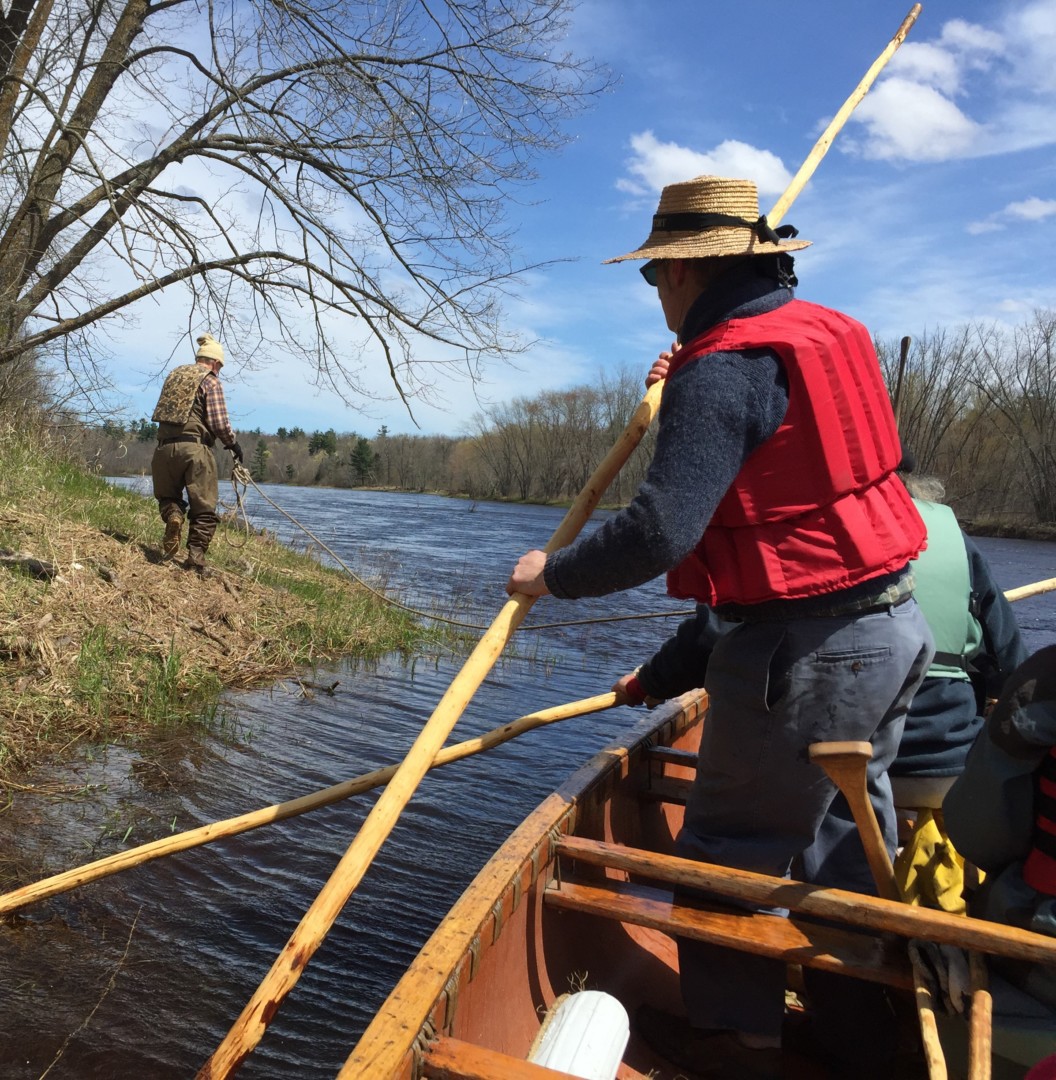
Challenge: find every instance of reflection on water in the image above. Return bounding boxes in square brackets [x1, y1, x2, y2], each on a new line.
[0, 483, 1054, 1078]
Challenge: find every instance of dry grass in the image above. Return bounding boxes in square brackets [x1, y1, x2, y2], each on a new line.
[0, 426, 427, 780]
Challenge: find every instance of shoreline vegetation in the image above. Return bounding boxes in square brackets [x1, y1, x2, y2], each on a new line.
[3, 423, 1052, 785]
[0, 428, 440, 784]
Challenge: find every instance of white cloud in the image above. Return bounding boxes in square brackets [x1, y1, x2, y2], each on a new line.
[850, 78, 983, 161]
[937, 19, 1004, 64]
[1005, 196, 1056, 221]
[615, 131, 792, 199]
[966, 195, 1056, 235]
[966, 220, 1002, 236]
[1003, 0, 1056, 92]
[887, 42, 965, 95]
[844, 6, 1056, 162]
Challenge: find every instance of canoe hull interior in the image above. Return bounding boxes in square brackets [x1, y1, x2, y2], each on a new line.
[341, 692, 706, 1079]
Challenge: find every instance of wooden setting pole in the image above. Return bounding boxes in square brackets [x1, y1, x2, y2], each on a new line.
[767, 5, 921, 228]
[199, 9, 924, 1075]
[968, 951, 993, 1080]
[195, 399, 659, 1079]
[1005, 576, 1056, 603]
[894, 335, 912, 429]
[0, 693, 619, 918]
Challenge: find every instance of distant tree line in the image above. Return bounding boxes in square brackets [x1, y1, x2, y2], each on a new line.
[70, 310, 1056, 529]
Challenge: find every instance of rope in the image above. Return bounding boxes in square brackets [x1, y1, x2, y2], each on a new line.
[225, 466, 695, 633]
[218, 464, 254, 549]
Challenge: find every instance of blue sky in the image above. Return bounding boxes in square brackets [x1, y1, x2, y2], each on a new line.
[109, 0, 1056, 438]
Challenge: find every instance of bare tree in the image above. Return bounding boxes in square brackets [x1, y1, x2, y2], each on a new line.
[0, 0, 605, 411]
[971, 311, 1056, 523]
[875, 327, 988, 486]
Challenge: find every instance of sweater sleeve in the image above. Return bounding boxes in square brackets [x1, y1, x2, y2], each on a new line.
[964, 533, 1028, 698]
[543, 349, 787, 599]
[635, 605, 734, 700]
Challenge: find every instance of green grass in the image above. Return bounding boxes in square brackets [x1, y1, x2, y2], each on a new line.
[0, 424, 449, 778]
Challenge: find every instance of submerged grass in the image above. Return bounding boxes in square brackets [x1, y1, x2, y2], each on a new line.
[0, 425, 448, 781]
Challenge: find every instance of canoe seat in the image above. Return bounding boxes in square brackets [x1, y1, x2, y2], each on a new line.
[642, 746, 698, 769]
[638, 775, 692, 806]
[639, 747, 696, 805]
[545, 877, 913, 990]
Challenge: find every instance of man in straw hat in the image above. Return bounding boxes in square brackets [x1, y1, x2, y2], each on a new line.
[508, 175, 934, 1078]
[151, 332, 244, 576]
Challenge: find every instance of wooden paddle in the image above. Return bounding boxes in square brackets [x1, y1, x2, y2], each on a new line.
[810, 741, 949, 1080]
[0, 693, 620, 918]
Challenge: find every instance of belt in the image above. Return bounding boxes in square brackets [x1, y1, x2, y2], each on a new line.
[159, 436, 201, 445]
[716, 571, 915, 623]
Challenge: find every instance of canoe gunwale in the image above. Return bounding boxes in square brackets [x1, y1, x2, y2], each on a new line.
[339, 691, 707, 1079]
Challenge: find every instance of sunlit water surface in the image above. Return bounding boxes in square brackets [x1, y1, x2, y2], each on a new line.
[0, 483, 1053, 1078]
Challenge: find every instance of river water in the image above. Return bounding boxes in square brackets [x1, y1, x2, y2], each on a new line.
[1, 484, 1054, 1079]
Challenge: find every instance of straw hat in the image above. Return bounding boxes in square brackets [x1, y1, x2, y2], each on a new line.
[604, 175, 811, 263]
[195, 332, 224, 366]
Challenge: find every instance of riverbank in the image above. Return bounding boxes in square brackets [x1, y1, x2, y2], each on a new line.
[0, 430, 433, 783]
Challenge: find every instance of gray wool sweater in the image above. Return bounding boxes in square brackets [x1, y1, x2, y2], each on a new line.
[543, 263, 791, 601]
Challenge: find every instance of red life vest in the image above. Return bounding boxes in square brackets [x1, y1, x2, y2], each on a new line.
[665, 299, 926, 606]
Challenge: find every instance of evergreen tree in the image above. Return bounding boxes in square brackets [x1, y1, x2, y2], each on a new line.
[251, 438, 271, 482]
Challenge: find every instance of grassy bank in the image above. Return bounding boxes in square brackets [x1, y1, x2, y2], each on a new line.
[0, 427, 435, 781]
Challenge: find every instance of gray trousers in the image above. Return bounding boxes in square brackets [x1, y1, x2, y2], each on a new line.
[676, 598, 933, 1040]
[151, 442, 219, 554]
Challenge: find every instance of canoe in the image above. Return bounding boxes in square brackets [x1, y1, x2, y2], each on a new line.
[339, 688, 1056, 1080]
[341, 688, 710, 1080]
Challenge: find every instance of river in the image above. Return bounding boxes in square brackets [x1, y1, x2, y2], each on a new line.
[1, 484, 1054, 1079]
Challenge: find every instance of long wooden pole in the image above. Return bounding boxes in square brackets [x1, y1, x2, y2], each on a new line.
[767, 5, 921, 227]
[0, 693, 619, 918]
[893, 335, 912, 429]
[198, 11, 923, 1075]
[196, 404, 657, 1078]
[1005, 576, 1056, 603]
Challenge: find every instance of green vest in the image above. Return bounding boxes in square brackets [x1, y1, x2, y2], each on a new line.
[911, 499, 983, 681]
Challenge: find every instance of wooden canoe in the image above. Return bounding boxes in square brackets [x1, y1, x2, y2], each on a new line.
[338, 689, 1056, 1080]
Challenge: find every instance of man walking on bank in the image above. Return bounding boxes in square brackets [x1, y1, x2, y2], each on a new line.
[151, 332, 243, 575]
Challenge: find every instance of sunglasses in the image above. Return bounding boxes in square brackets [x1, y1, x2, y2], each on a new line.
[640, 259, 662, 287]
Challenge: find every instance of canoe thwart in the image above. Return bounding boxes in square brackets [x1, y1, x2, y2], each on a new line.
[637, 775, 691, 806]
[554, 836, 1056, 966]
[642, 746, 698, 769]
[545, 878, 913, 990]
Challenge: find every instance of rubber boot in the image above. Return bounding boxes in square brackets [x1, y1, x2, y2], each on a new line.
[184, 545, 212, 578]
[162, 513, 184, 560]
